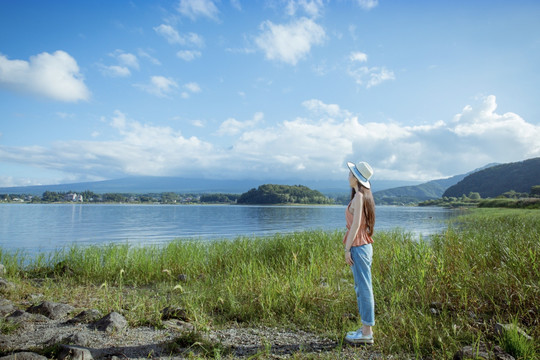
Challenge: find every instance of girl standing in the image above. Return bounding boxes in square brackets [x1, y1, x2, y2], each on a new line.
[343, 161, 376, 345]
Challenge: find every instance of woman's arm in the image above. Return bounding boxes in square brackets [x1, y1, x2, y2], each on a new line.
[344, 193, 364, 265]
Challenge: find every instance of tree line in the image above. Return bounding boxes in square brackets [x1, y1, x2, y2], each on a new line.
[1, 185, 334, 205]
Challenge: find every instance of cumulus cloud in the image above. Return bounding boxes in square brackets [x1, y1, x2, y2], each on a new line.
[217, 112, 264, 136]
[177, 0, 219, 21]
[255, 17, 326, 65]
[302, 99, 349, 118]
[1, 96, 538, 183]
[154, 24, 204, 47]
[0, 50, 90, 102]
[134, 76, 179, 97]
[0, 110, 217, 180]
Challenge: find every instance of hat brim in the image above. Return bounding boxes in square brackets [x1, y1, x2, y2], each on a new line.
[347, 162, 371, 189]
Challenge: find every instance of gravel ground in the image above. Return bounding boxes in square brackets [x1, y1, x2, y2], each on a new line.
[0, 315, 393, 359]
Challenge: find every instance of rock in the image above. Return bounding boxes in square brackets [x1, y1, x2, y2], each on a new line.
[0, 264, 5, 277]
[0, 278, 14, 291]
[91, 311, 128, 332]
[177, 274, 188, 282]
[453, 343, 492, 360]
[6, 310, 50, 324]
[0, 298, 15, 316]
[161, 306, 189, 321]
[453, 342, 515, 360]
[0, 352, 48, 360]
[494, 323, 533, 341]
[162, 319, 195, 332]
[65, 309, 102, 324]
[57, 345, 94, 360]
[26, 301, 74, 320]
[47, 332, 91, 347]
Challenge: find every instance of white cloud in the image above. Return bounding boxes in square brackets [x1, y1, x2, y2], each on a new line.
[350, 51, 368, 62]
[181, 82, 201, 98]
[99, 64, 131, 77]
[255, 17, 326, 65]
[177, 0, 219, 21]
[99, 50, 139, 77]
[134, 76, 179, 97]
[138, 49, 161, 65]
[356, 0, 378, 10]
[1, 96, 538, 183]
[302, 99, 349, 118]
[348, 65, 395, 88]
[0, 51, 90, 102]
[184, 82, 201, 93]
[217, 112, 264, 136]
[177, 50, 202, 61]
[286, 0, 325, 18]
[154, 24, 204, 47]
[116, 52, 139, 70]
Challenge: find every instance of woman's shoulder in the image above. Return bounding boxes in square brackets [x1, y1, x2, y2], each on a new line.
[352, 191, 364, 205]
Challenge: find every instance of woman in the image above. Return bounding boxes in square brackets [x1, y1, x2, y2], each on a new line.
[343, 161, 376, 345]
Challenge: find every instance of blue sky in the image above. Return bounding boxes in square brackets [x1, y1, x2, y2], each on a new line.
[1, 0, 539, 188]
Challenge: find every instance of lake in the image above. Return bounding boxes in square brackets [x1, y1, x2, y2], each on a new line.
[0, 204, 459, 255]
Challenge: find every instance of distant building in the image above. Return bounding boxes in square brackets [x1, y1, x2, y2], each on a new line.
[64, 193, 83, 202]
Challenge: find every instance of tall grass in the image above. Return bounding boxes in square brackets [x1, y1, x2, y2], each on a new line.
[1, 209, 538, 359]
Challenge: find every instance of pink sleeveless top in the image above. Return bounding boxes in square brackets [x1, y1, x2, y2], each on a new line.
[343, 194, 374, 247]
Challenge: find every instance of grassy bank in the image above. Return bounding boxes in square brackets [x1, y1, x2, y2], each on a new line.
[1, 209, 538, 359]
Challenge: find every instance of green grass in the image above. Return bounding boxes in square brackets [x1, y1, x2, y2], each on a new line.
[1, 208, 538, 359]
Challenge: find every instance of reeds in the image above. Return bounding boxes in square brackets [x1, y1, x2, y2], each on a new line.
[1, 209, 538, 359]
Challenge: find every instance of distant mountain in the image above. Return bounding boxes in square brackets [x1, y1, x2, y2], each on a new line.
[443, 157, 540, 198]
[374, 163, 498, 205]
[0, 176, 417, 196]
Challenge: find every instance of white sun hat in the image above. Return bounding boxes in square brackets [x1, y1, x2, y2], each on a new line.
[347, 161, 373, 189]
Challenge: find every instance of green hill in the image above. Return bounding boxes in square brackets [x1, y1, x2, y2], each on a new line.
[237, 184, 333, 205]
[443, 157, 540, 198]
[373, 164, 496, 205]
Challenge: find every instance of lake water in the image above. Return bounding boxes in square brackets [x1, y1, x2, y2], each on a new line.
[0, 204, 458, 255]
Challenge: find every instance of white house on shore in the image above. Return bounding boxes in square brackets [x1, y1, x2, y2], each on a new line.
[64, 193, 83, 202]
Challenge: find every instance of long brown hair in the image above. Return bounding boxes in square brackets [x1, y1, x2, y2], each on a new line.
[350, 182, 376, 236]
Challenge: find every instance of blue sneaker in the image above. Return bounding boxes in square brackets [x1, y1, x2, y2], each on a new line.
[345, 330, 374, 344]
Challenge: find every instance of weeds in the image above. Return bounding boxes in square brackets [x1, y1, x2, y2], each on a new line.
[0, 209, 538, 358]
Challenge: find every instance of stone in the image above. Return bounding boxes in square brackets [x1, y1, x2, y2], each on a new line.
[47, 332, 91, 347]
[6, 310, 50, 324]
[453, 342, 515, 360]
[0, 352, 48, 360]
[91, 311, 128, 333]
[0, 278, 13, 291]
[0, 298, 15, 316]
[161, 306, 189, 321]
[26, 301, 74, 320]
[0, 264, 5, 277]
[57, 345, 94, 360]
[65, 309, 102, 324]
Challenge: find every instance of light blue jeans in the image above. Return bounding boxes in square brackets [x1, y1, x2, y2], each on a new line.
[350, 244, 375, 326]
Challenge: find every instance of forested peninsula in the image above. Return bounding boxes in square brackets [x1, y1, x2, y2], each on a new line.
[237, 184, 333, 205]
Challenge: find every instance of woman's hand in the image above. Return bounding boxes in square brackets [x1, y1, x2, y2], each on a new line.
[345, 250, 354, 266]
